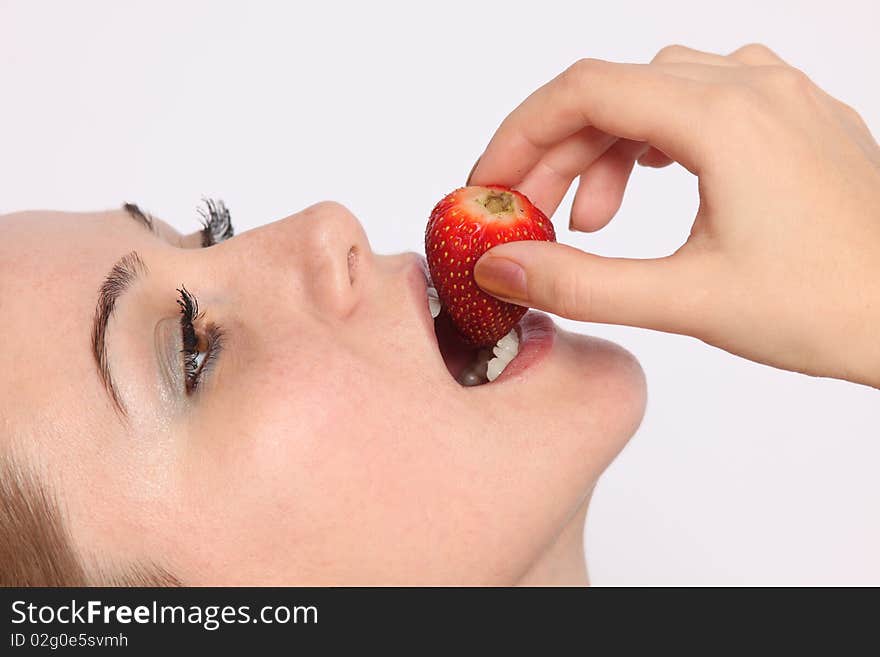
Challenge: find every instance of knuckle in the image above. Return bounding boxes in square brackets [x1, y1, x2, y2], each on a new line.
[555, 58, 603, 103]
[566, 57, 601, 84]
[836, 99, 865, 125]
[736, 42, 775, 59]
[653, 44, 690, 63]
[758, 65, 814, 95]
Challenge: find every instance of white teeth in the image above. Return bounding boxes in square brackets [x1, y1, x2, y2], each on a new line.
[456, 328, 520, 385]
[492, 330, 519, 360]
[427, 287, 441, 319]
[487, 329, 520, 382]
[486, 358, 505, 382]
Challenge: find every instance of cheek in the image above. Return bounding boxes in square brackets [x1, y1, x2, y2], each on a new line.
[172, 325, 647, 584]
[178, 340, 443, 581]
[185, 337, 524, 583]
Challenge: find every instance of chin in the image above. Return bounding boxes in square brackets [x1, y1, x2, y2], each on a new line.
[545, 327, 647, 450]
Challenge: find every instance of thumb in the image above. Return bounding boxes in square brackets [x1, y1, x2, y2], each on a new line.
[473, 240, 695, 334]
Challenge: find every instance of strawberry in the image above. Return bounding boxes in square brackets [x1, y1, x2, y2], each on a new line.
[425, 185, 556, 346]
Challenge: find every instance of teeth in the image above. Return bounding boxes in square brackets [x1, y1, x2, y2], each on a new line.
[456, 328, 520, 385]
[486, 358, 504, 382]
[427, 286, 441, 319]
[486, 329, 519, 382]
[458, 369, 485, 387]
[492, 330, 519, 360]
[456, 348, 492, 386]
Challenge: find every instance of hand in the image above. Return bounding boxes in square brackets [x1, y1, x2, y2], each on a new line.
[469, 44, 880, 388]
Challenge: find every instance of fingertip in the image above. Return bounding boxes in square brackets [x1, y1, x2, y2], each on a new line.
[568, 202, 607, 233]
[569, 144, 638, 232]
[571, 184, 625, 233]
[637, 147, 674, 168]
[568, 207, 606, 233]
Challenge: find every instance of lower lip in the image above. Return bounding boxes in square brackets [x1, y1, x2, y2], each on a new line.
[493, 311, 555, 383]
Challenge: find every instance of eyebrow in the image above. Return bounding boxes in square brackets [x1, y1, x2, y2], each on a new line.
[89, 205, 159, 416]
[91, 251, 148, 418]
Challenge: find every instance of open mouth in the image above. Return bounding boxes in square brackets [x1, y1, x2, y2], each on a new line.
[426, 282, 522, 387]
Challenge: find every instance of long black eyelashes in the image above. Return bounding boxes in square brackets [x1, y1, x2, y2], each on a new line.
[176, 285, 200, 348]
[176, 286, 224, 393]
[123, 199, 233, 245]
[176, 285, 202, 392]
[198, 198, 234, 247]
[122, 203, 155, 233]
[177, 200, 232, 394]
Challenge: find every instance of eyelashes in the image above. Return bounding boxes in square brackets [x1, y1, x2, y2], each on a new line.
[188, 199, 231, 392]
[119, 201, 232, 395]
[176, 285, 224, 394]
[123, 199, 234, 245]
[176, 199, 232, 394]
[176, 284, 201, 349]
[198, 198, 234, 247]
[122, 203, 155, 233]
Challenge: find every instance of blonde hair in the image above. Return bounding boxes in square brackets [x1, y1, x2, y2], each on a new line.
[0, 454, 180, 587]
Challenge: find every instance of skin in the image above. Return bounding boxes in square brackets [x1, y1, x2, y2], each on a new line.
[472, 44, 880, 389]
[0, 202, 645, 585]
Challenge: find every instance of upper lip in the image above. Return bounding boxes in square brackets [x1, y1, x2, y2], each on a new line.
[414, 253, 432, 288]
[406, 253, 438, 346]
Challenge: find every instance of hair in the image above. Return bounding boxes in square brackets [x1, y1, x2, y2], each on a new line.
[0, 453, 181, 587]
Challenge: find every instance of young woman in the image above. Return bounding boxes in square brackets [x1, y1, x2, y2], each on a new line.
[3, 42, 877, 586]
[0, 200, 645, 585]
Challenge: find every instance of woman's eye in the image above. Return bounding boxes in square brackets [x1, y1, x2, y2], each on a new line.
[176, 286, 223, 394]
[182, 331, 210, 393]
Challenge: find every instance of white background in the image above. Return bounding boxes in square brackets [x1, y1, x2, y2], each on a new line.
[1, 0, 877, 585]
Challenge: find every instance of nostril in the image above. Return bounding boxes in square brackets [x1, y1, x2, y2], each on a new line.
[347, 245, 359, 284]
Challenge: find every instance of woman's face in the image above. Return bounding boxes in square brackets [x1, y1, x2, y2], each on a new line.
[0, 202, 645, 584]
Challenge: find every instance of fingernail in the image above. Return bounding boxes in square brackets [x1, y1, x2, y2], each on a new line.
[466, 155, 482, 186]
[473, 256, 528, 302]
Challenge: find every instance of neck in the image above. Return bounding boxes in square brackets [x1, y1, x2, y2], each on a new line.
[515, 494, 591, 586]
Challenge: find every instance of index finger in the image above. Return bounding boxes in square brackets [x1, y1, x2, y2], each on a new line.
[469, 59, 713, 189]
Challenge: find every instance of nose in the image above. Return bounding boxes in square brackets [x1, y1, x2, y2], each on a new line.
[221, 201, 372, 318]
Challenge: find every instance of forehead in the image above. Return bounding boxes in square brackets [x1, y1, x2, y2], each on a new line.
[1, 210, 135, 286]
[0, 208, 185, 299]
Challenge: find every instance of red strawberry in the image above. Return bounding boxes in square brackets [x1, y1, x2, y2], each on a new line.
[425, 185, 556, 346]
